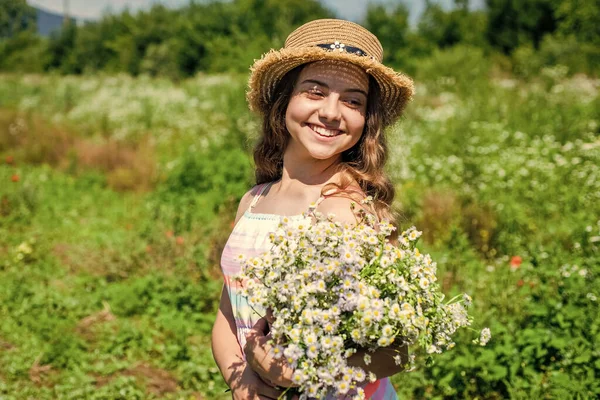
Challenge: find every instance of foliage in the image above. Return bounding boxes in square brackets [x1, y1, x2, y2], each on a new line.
[364, 3, 411, 67]
[0, 0, 36, 38]
[1, 0, 599, 77]
[0, 0, 332, 76]
[485, 0, 557, 53]
[0, 30, 48, 73]
[0, 49, 599, 397]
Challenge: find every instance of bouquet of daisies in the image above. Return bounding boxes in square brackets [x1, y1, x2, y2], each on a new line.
[237, 203, 488, 399]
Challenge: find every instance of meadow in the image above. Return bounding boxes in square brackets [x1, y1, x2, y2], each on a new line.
[0, 46, 599, 399]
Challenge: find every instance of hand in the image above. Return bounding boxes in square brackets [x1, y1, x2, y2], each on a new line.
[229, 361, 283, 400]
[244, 317, 297, 388]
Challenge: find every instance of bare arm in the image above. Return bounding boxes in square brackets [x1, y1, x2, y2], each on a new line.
[211, 189, 282, 399]
[211, 285, 245, 383]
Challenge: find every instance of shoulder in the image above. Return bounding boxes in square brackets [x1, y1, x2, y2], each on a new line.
[233, 184, 263, 225]
[316, 187, 372, 226]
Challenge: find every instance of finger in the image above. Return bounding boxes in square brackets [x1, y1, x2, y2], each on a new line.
[266, 308, 275, 325]
[257, 384, 283, 399]
[252, 317, 269, 334]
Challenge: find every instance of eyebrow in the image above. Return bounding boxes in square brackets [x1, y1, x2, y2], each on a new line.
[301, 79, 368, 98]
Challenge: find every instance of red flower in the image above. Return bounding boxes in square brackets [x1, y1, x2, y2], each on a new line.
[6, 156, 14, 165]
[175, 236, 185, 245]
[165, 230, 174, 238]
[517, 279, 524, 287]
[11, 174, 19, 182]
[510, 256, 522, 269]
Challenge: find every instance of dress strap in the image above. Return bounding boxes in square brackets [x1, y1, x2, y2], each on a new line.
[310, 186, 366, 211]
[248, 182, 273, 211]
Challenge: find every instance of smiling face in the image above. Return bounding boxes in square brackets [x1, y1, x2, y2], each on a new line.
[284, 60, 369, 162]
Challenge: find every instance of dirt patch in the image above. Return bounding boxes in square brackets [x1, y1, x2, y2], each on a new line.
[75, 302, 117, 342]
[418, 189, 461, 245]
[52, 242, 145, 280]
[0, 109, 156, 192]
[0, 337, 15, 351]
[29, 354, 55, 386]
[52, 236, 200, 281]
[95, 363, 179, 395]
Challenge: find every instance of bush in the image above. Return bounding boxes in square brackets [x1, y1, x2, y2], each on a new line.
[414, 45, 491, 87]
[0, 31, 48, 73]
[513, 34, 600, 78]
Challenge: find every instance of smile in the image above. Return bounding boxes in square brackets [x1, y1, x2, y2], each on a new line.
[307, 124, 343, 138]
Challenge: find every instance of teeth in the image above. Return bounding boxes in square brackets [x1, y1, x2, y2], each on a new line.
[310, 124, 340, 137]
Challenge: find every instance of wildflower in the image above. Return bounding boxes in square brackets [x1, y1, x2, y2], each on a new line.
[336, 381, 350, 395]
[11, 174, 19, 182]
[479, 328, 492, 346]
[17, 242, 33, 255]
[368, 372, 377, 383]
[292, 369, 305, 385]
[463, 294, 472, 307]
[236, 210, 477, 396]
[427, 345, 440, 354]
[321, 336, 334, 349]
[363, 354, 371, 365]
[272, 345, 284, 359]
[510, 256, 522, 270]
[381, 324, 393, 337]
[307, 344, 319, 358]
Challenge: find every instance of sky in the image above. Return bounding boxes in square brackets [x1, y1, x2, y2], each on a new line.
[28, 0, 485, 24]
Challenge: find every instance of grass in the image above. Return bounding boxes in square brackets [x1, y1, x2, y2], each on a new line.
[0, 48, 599, 398]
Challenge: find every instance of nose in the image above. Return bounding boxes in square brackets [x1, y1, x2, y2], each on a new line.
[318, 95, 341, 121]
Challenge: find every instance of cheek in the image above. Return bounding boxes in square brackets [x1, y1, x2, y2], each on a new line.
[285, 98, 300, 131]
[283, 106, 294, 131]
[349, 114, 366, 138]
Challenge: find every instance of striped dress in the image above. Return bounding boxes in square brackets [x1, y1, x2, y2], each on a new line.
[220, 182, 398, 399]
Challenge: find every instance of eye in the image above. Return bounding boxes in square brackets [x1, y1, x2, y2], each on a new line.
[344, 98, 364, 109]
[306, 86, 324, 98]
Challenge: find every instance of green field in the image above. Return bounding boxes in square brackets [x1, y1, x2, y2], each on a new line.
[0, 48, 599, 399]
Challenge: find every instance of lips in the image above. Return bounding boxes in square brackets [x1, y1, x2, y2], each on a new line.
[307, 123, 343, 137]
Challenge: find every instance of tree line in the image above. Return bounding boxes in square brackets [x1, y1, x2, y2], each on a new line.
[1, 0, 599, 78]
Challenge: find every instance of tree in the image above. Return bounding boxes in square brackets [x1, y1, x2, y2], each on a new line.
[417, 0, 488, 50]
[554, 0, 600, 45]
[364, 3, 410, 66]
[0, 0, 36, 38]
[45, 20, 78, 73]
[486, 0, 556, 53]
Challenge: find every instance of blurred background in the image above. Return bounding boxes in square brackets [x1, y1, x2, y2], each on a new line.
[0, 0, 598, 399]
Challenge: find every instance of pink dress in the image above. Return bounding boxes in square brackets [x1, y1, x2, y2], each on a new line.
[220, 182, 399, 399]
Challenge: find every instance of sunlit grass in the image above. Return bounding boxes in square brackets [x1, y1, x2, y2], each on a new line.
[0, 51, 598, 398]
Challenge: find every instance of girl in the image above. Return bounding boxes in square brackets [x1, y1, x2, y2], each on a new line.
[211, 19, 414, 399]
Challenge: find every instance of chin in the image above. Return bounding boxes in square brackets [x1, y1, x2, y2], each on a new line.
[307, 150, 340, 161]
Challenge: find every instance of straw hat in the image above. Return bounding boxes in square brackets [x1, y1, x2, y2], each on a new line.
[247, 19, 414, 127]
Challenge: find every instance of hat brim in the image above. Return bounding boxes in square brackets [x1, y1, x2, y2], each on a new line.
[247, 47, 415, 127]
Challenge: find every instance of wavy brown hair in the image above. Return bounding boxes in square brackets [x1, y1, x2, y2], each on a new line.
[253, 63, 396, 224]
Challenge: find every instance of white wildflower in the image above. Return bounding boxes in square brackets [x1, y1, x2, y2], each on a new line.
[479, 328, 492, 346]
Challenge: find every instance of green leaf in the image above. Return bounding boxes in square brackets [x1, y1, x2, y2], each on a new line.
[573, 353, 591, 364]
